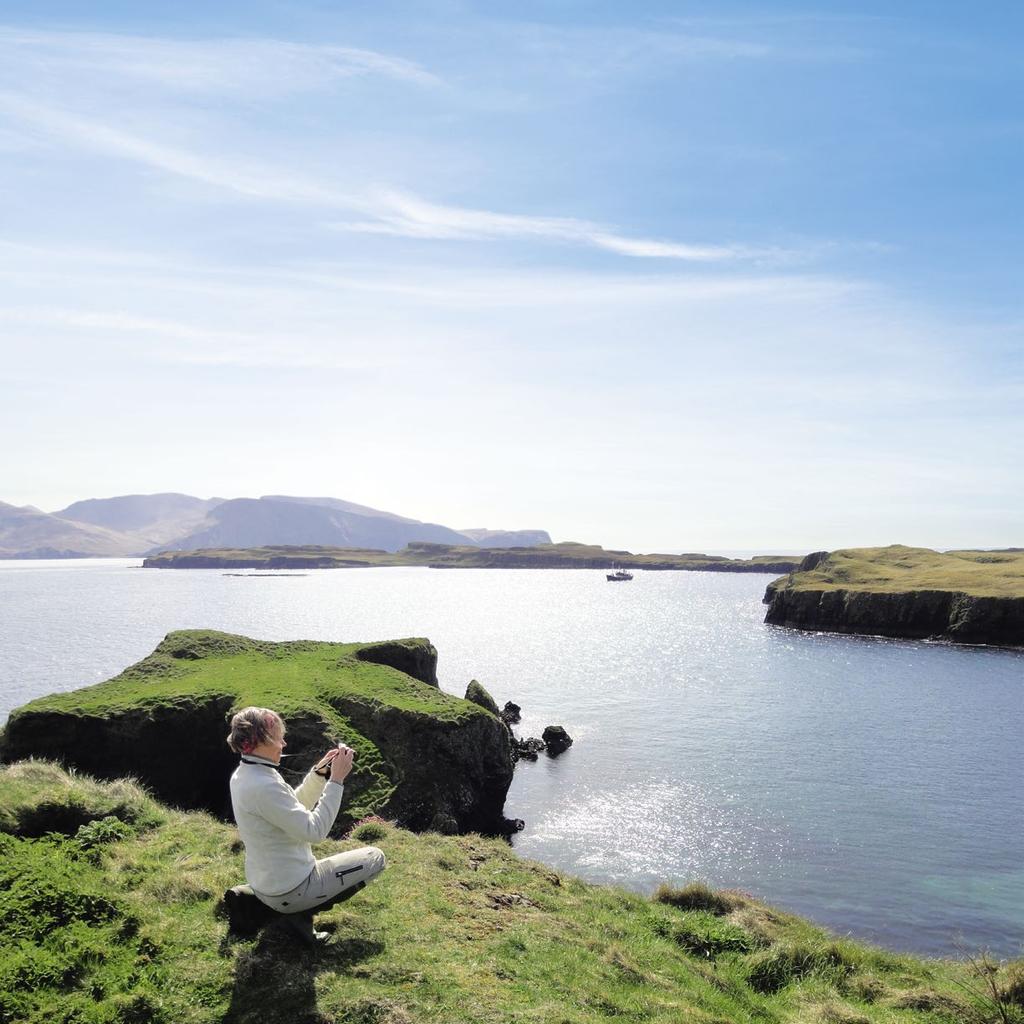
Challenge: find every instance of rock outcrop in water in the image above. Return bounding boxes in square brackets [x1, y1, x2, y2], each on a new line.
[0, 630, 513, 834]
[541, 725, 573, 755]
[763, 546, 1024, 647]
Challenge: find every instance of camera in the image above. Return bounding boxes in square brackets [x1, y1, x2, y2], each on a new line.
[314, 743, 343, 777]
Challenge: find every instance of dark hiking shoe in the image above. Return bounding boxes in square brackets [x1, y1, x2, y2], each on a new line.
[279, 911, 330, 947]
[224, 885, 274, 936]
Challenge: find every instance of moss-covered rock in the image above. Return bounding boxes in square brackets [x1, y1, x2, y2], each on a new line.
[463, 679, 499, 716]
[0, 631, 512, 834]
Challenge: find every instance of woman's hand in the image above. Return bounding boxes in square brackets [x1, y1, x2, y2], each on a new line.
[329, 745, 354, 783]
[313, 749, 339, 774]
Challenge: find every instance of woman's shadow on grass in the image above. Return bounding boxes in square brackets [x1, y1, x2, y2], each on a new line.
[222, 920, 385, 1024]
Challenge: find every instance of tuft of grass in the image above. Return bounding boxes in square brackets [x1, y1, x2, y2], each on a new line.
[0, 759, 164, 837]
[350, 818, 392, 843]
[745, 941, 858, 994]
[1001, 963, 1024, 1007]
[656, 910, 756, 958]
[656, 881, 740, 915]
[817, 1003, 870, 1024]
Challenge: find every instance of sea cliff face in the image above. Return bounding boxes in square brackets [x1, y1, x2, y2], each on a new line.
[763, 547, 1024, 646]
[0, 630, 512, 834]
[764, 585, 1024, 645]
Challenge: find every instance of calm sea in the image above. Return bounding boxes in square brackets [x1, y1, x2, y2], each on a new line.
[1, 558, 1021, 957]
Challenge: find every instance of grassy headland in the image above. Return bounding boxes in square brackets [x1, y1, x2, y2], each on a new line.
[764, 546, 1024, 646]
[0, 631, 511, 834]
[3, 760, 1020, 1024]
[767, 546, 1024, 599]
[143, 541, 800, 573]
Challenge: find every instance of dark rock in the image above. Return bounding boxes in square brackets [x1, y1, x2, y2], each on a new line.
[542, 725, 573, 755]
[511, 736, 545, 763]
[499, 701, 521, 725]
[355, 638, 438, 687]
[764, 587, 1024, 647]
[430, 812, 459, 835]
[797, 550, 830, 572]
[464, 679, 500, 716]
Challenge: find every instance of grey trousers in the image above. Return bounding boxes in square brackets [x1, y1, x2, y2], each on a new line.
[255, 845, 386, 915]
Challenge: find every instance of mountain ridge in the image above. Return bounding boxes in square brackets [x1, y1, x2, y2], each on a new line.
[0, 493, 550, 558]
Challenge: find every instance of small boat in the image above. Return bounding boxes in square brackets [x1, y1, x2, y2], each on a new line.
[606, 567, 634, 582]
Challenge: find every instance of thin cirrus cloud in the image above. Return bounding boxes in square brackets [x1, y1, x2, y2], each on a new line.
[333, 188, 769, 261]
[0, 28, 441, 93]
[0, 91, 775, 264]
[0, 92, 348, 204]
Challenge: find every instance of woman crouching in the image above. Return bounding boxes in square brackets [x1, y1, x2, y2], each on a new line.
[226, 706, 385, 942]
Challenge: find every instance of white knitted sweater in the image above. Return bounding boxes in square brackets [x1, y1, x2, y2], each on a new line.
[229, 754, 344, 895]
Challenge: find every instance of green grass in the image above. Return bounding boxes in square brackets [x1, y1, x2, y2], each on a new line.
[10, 631, 473, 723]
[772, 546, 1024, 599]
[2, 761, 1021, 1024]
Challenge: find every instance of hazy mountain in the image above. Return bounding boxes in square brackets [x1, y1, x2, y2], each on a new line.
[0, 493, 549, 557]
[163, 496, 472, 553]
[460, 528, 552, 547]
[262, 495, 416, 523]
[0, 501, 141, 558]
[55, 493, 224, 548]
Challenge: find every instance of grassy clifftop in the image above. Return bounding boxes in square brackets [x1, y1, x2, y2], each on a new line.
[7, 631, 454, 721]
[763, 547, 1024, 646]
[4, 761, 1020, 1024]
[0, 631, 512, 834]
[770, 546, 1024, 599]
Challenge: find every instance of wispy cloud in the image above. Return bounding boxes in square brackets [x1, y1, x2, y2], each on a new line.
[333, 188, 770, 261]
[0, 92, 350, 203]
[0, 28, 440, 95]
[0, 93, 780, 264]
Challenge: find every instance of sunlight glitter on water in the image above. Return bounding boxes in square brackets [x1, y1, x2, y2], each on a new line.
[523, 778, 788, 887]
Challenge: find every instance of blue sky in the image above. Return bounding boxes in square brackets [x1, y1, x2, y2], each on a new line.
[1, 2, 1021, 550]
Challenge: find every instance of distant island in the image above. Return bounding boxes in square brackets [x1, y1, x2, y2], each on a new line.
[0, 492, 550, 558]
[764, 545, 1024, 647]
[144, 541, 802, 573]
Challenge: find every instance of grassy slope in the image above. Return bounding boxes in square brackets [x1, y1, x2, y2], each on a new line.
[3, 762, 1020, 1024]
[775, 546, 1024, 599]
[143, 542, 800, 572]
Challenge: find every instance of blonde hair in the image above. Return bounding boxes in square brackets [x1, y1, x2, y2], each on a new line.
[226, 707, 283, 755]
